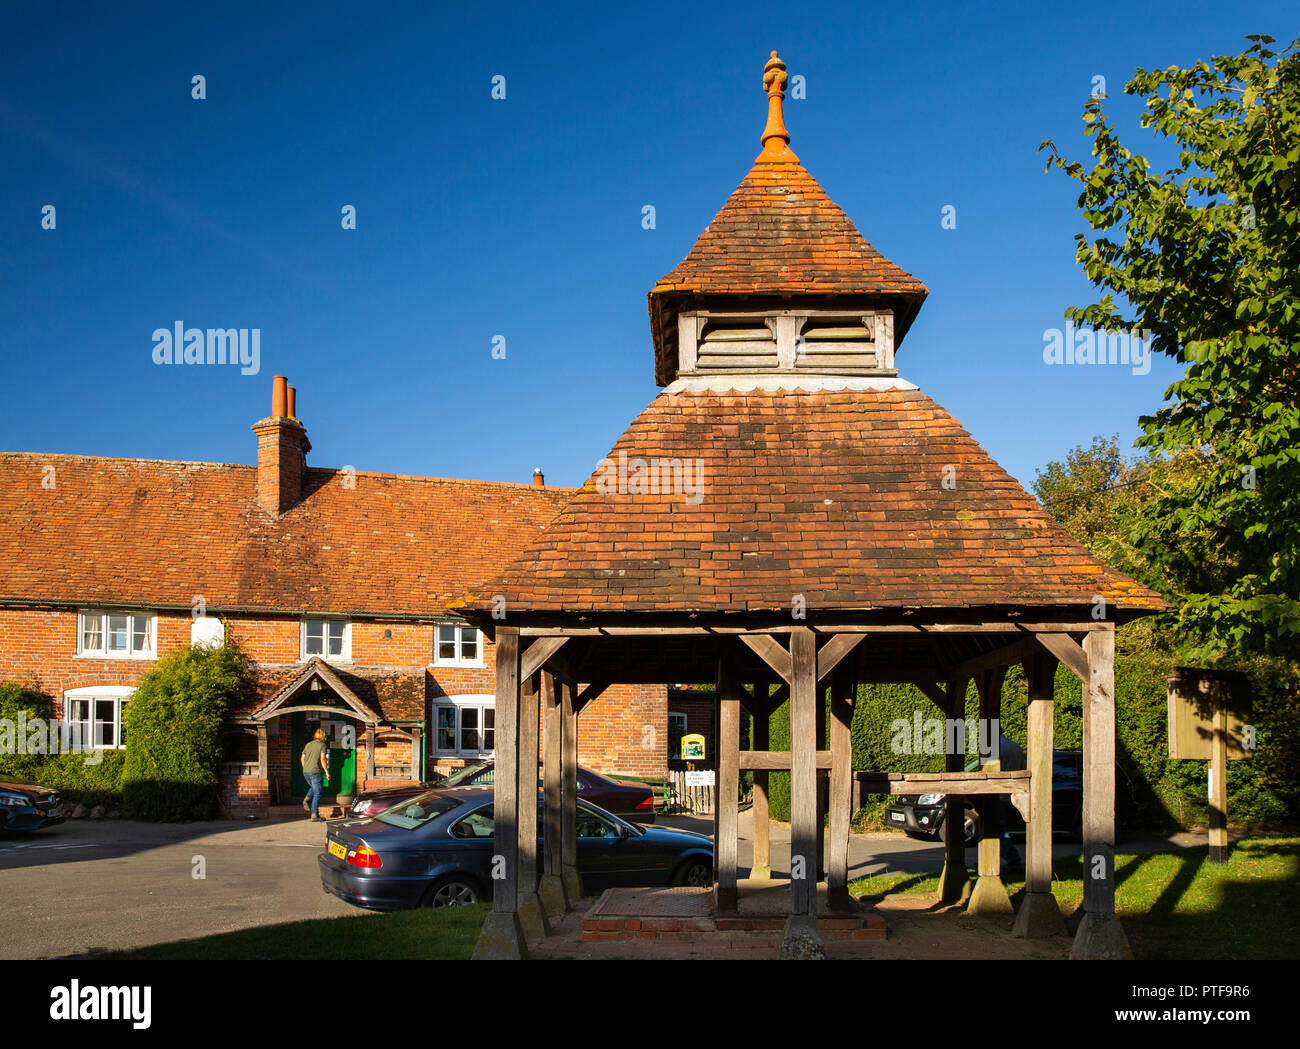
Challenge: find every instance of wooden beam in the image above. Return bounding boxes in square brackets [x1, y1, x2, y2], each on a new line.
[716, 649, 741, 911]
[573, 681, 609, 715]
[915, 680, 950, 715]
[738, 750, 833, 771]
[950, 635, 1041, 681]
[491, 628, 520, 916]
[740, 633, 792, 683]
[828, 666, 854, 909]
[539, 672, 566, 914]
[751, 693, 771, 880]
[520, 636, 570, 682]
[1035, 632, 1089, 684]
[1013, 652, 1066, 938]
[789, 627, 818, 917]
[560, 679, 581, 903]
[816, 632, 865, 683]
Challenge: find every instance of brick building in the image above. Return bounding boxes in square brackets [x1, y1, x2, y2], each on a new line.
[0, 376, 669, 815]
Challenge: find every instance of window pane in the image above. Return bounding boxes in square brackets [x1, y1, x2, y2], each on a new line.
[460, 629, 479, 661]
[94, 699, 116, 747]
[327, 622, 345, 657]
[436, 625, 457, 661]
[81, 615, 102, 653]
[107, 615, 130, 653]
[120, 701, 129, 747]
[304, 621, 323, 656]
[436, 707, 456, 750]
[483, 708, 494, 753]
[132, 616, 154, 654]
[460, 708, 479, 752]
[67, 698, 90, 745]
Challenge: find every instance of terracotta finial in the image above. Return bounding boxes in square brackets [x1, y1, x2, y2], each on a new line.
[758, 51, 798, 162]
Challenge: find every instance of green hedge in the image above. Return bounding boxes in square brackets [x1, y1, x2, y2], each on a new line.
[121, 641, 249, 821]
[758, 646, 1299, 829]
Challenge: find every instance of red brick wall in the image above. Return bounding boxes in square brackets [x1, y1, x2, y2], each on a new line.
[0, 607, 671, 793]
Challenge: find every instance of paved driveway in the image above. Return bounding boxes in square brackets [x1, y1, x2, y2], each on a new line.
[0, 817, 361, 959]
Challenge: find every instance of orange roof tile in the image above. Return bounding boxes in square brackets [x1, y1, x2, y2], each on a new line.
[456, 386, 1167, 617]
[0, 454, 572, 617]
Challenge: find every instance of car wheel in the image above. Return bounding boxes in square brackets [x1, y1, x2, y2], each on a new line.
[671, 857, 713, 888]
[421, 875, 483, 908]
[963, 809, 980, 847]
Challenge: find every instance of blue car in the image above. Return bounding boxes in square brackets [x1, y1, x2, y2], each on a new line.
[318, 786, 713, 910]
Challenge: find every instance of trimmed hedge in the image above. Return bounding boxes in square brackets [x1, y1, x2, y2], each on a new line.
[121, 642, 250, 821]
[759, 644, 1299, 829]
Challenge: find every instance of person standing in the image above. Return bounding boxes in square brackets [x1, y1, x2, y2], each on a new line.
[301, 727, 330, 822]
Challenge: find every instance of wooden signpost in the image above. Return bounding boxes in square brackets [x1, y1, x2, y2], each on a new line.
[1167, 667, 1252, 864]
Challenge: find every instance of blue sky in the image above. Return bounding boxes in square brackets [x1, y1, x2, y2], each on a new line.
[0, 1, 1288, 490]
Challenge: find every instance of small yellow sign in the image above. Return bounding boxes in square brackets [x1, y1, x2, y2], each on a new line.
[680, 733, 706, 761]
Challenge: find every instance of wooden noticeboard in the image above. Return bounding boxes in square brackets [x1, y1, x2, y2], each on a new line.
[1167, 667, 1252, 760]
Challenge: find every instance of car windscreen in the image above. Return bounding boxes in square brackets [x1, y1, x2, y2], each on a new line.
[374, 791, 462, 830]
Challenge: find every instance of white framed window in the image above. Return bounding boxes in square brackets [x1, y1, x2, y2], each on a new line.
[300, 619, 350, 661]
[433, 695, 495, 758]
[63, 686, 134, 749]
[433, 623, 483, 667]
[76, 611, 156, 659]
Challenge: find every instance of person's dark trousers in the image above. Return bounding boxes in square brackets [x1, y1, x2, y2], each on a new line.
[305, 772, 324, 817]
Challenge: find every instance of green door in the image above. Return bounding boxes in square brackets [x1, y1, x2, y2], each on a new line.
[290, 712, 356, 797]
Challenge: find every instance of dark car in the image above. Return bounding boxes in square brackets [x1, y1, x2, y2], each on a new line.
[319, 786, 711, 910]
[884, 749, 1138, 846]
[0, 781, 65, 833]
[348, 760, 657, 824]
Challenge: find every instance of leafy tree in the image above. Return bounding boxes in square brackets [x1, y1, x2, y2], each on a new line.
[121, 641, 249, 821]
[1041, 35, 1300, 662]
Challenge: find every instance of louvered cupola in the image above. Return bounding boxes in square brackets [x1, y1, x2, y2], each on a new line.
[647, 52, 928, 386]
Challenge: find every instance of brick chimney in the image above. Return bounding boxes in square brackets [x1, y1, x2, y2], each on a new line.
[252, 375, 311, 516]
[532, 467, 544, 487]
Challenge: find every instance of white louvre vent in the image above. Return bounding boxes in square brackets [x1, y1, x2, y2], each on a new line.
[695, 318, 778, 371]
[677, 310, 895, 377]
[795, 316, 877, 371]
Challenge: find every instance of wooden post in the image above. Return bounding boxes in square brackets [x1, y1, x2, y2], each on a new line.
[1071, 624, 1132, 959]
[815, 682, 828, 882]
[716, 650, 741, 911]
[938, 678, 973, 905]
[780, 626, 825, 959]
[1014, 652, 1066, 938]
[472, 626, 526, 959]
[968, 669, 1013, 915]
[538, 671, 568, 915]
[751, 687, 771, 880]
[560, 678, 582, 903]
[827, 666, 854, 911]
[515, 671, 549, 940]
[256, 723, 268, 780]
[1209, 699, 1229, 863]
[408, 726, 422, 782]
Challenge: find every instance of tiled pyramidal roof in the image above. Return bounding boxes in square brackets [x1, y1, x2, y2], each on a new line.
[454, 52, 1165, 620]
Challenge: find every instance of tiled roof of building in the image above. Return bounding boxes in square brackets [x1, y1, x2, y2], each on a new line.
[456, 386, 1167, 616]
[0, 453, 572, 617]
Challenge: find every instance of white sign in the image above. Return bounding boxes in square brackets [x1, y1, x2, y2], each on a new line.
[685, 770, 715, 787]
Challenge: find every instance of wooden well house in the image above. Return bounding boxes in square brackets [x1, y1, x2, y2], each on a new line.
[453, 51, 1165, 960]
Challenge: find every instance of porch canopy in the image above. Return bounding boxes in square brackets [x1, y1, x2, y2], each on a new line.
[452, 52, 1164, 960]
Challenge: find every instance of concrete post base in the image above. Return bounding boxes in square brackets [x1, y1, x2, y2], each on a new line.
[967, 874, 1014, 915]
[1012, 891, 1067, 939]
[561, 864, 582, 904]
[471, 911, 529, 960]
[537, 873, 568, 916]
[516, 890, 551, 941]
[1069, 911, 1134, 960]
[778, 914, 826, 960]
[938, 860, 973, 906]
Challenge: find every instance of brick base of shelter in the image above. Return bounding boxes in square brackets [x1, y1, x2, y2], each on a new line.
[579, 886, 886, 945]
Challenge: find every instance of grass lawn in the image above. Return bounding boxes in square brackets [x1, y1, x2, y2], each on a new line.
[848, 837, 1300, 960]
[98, 904, 489, 961]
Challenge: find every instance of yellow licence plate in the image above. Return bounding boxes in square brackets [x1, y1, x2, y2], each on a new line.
[328, 841, 347, 860]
